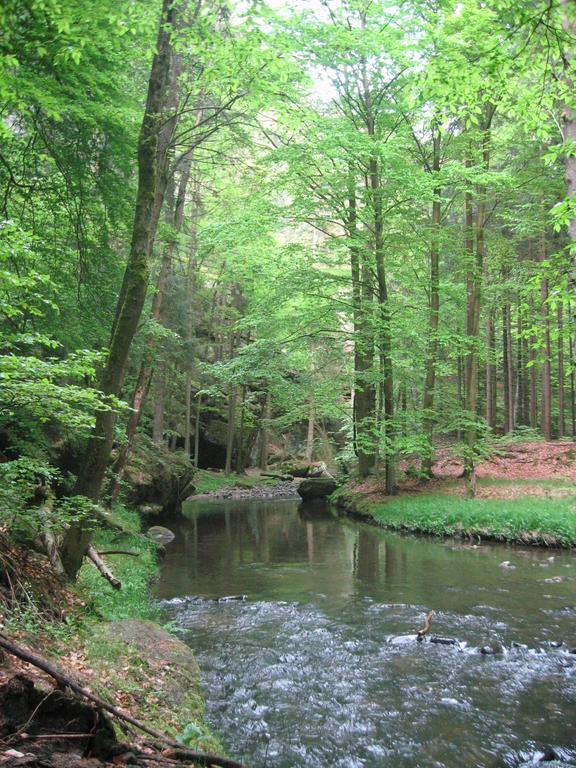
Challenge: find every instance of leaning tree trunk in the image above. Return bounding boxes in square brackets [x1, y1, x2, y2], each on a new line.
[422, 123, 442, 477]
[61, 0, 179, 580]
[110, 152, 194, 502]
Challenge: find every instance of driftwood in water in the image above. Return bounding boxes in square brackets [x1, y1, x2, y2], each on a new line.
[86, 545, 121, 590]
[0, 633, 247, 768]
[416, 610, 434, 641]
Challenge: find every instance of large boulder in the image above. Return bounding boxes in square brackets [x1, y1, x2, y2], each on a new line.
[297, 477, 338, 500]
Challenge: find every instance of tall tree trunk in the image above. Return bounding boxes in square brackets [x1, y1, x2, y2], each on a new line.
[224, 386, 236, 475]
[236, 385, 247, 473]
[561, 0, 576, 329]
[485, 312, 497, 430]
[348, 173, 376, 478]
[305, 398, 315, 462]
[61, 0, 179, 579]
[152, 374, 166, 445]
[557, 302, 565, 437]
[464, 107, 494, 494]
[502, 303, 514, 434]
[540, 236, 552, 441]
[369, 153, 395, 494]
[184, 374, 193, 455]
[110, 152, 194, 500]
[422, 123, 441, 477]
[259, 388, 271, 471]
[193, 393, 202, 467]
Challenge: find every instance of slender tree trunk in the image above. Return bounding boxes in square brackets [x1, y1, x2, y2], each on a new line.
[193, 394, 202, 467]
[236, 385, 246, 473]
[61, 0, 179, 579]
[561, 0, 576, 330]
[485, 312, 496, 429]
[224, 386, 236, 475]
[540, 236, 552, 440]
[152, 374, 166, 445]
[422, 124, 441, 477]
[464, 107, 494, 494]
[369, 153, 395, 494]
[305, 398, 315, 462]
[558, 302, 565, 437]
[184, 373, 193, 455]
[502, 303, 514, 434]
[348, 176, 376, 478]
[259, 388, 271, 471]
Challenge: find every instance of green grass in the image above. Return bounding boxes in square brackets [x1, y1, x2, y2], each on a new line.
[76, 503, 159, 621]
[370, 494, 576, 547]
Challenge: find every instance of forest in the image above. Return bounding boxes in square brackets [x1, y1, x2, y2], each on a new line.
[1, 1, 576, 767]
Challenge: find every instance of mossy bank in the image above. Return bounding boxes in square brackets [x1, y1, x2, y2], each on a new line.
[331, 483, 576, 548]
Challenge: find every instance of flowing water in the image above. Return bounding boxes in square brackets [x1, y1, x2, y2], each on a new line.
[156, 498, 576, 768]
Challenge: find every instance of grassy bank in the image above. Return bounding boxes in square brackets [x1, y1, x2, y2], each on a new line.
[333, 485, 576, 547]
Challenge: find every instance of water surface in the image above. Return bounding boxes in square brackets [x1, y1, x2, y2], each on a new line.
[156, 499, 576, 768]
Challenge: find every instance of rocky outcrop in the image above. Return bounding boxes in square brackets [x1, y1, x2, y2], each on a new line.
[123, 439, 194, 513]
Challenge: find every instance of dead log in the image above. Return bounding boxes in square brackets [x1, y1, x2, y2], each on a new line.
[86, 545, 121, 590]
[0, 633, 248, 768]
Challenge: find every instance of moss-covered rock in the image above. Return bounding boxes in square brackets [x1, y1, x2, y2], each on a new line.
[297, 477, 338, 500]
[88, 620, 220, 752]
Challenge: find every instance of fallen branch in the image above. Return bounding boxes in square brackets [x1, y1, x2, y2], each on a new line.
[0, 633, 248, 768]
[416, 610, 434, 640]
[87, 545, 121, 590]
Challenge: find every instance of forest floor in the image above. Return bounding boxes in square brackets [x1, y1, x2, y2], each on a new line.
[336, 441, 576, 548]
[353, 440, 576, 502]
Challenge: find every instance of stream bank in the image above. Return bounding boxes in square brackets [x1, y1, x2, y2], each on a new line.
[331, 443, 576, 548]
[0, 502, 222, 765]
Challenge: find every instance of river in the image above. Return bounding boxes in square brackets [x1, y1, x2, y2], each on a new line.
[156, 498, 576, 768]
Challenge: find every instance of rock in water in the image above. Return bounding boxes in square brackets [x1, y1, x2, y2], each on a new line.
[297, 477, 338, 500]
[146, 525, 175, 543]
